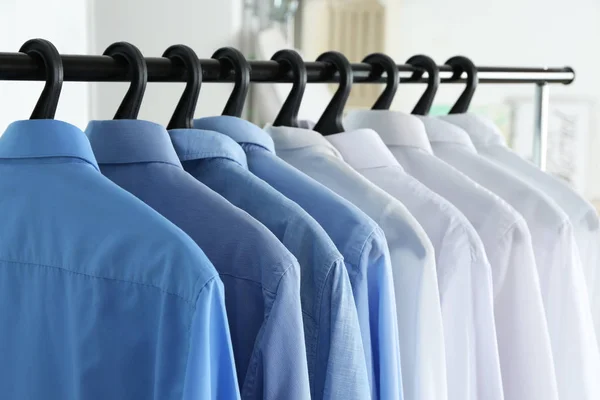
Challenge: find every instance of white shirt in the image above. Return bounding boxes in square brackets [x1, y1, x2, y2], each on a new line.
[423, 115, 600, 400]
[441, 113, 600, 346]
[344, 110, 559, 400]
[326, 128, 502, 400]
[265, 124, 448, 400]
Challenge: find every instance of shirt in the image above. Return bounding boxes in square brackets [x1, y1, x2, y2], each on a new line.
[0, 119, 239, 400]
[168, 128, 369, 400]
[327, 128, 502, 400]
[422, 114, 600, 400]
[86, 120, 309, 400]
[194, 116, 402, 400]
[344, 110, 559, 400]
[441, 112, 600, 344]
[264, 124, 448, 400]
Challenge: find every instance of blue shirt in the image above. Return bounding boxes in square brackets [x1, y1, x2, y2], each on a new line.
[85, 120, 310, 400]
[0, 120, 239, 400]
[194, 116, 402, 400]
[169, 128, 370, 400]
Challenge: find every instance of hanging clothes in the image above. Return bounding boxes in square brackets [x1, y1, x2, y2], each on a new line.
[265, 124, 448, 400]
[193, 116, 403, 400]
[85, 119, 310, 400]
[325, 128, 503, 400]
[0, 120, 240, 400]
[344, 110, 560, 400]
[167, 127, 370, 400]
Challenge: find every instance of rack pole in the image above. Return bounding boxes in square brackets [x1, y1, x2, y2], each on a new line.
[0, 53, 576, 85]
[533, 83, 550, 171]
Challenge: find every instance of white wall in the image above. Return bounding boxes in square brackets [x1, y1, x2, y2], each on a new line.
[89, 0, 243, 124]
[383, 0, 600, 198]
[0, 0, 90, 131]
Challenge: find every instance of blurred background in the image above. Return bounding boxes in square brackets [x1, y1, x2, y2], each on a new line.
[0, 0, 598, 204]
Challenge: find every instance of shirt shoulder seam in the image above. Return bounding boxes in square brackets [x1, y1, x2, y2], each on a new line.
[0, 257, 202, 305]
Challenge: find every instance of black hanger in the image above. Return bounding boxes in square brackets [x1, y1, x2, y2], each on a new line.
[313, 51, 353, 136]
[445, 56, 478, 114]
[272, 49, 307, 128]
[362, 53, 399, 110]
[103, 42, 147, 119]
[212, 47, 250, 117]
[162, 45, 202, 129]
[19, 39, 63, 119]
[406, 55, 440, 115]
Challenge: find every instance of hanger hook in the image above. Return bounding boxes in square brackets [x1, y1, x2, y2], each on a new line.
[272, 49, 307, 128]
[20, 39, 64, 119]
[362, 53, 399, 110]
[313, 51, 353, 136]
[406, 55, 440, 115]
[212, 47, 250, 117]
[103, 42, 148, 119]
[162, 44, 202, 129]
[445, 56, 478, 114]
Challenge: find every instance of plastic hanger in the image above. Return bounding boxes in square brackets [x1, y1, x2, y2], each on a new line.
[272, 49, 307, 128]
[313, 51, 353, 136]
[103, 42, 148, 119]
[19, 39, 64, 119]
[362, 53, 399, 110]
[445, 56, 478, 114]
[162, 45, 202, 129]
[406, 55, 440, 115]
[212, 47, 250, 117]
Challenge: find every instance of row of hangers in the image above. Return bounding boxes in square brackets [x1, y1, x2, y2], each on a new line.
[12, 39, 478, 136]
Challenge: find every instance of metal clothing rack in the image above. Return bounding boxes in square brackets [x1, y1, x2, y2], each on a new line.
[0, 52, 575, 171]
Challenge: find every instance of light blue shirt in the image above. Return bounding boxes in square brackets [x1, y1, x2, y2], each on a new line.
[85, 120, 309, 400]
[194, 116, 402, 400]
[0, 119, 239, 400]
[169, 128, 370, 400]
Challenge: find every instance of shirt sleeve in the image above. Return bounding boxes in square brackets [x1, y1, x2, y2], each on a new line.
[362, 228, 404, 400]
[242, 261, 312, 400]
[437, 231, 503, 400]
[380, 206, 447, 400]
[183, 277, 241, 400]
[540, 224, 600, 400]
[317, 259, 371, 399]
[490, 220, 559, 400]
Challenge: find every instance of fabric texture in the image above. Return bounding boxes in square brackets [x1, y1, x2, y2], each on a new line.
[442, 112, 600, 345]
[86, 119, 309, 400]
[428, 115, 600, 400]
[344, 110, 562, 400]
[326, 128, 502, 400]
[0, 119, 239, 400]
[264, 124, 447, 400]
[194, 116, 402, 400]
[169, 128, 369, 400]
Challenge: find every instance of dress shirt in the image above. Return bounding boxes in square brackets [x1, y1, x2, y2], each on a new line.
[402, 113, 600, 400]
[327, 128, 502, 400]
[168, 128, 369, 400]
[264, 124, 448, 400]
[194, 116, 402, 400]
[441, 112, 600, 343]
[345, 110, 559, 400]
[86, 120, 309, 400]
[0, 120, 239, 400]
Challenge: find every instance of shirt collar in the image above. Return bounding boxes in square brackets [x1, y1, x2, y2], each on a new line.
[416, 116, 478, 153]
[344, 110, 434, 154]
[0, 119, 99, 171]
[263, 124, 344, 159]
[438, 113, 506, 146]
[168, 128, 248, 169]
[326, 128, 405, 171]
[193, 116, 275, 153]
[85, 119, 182, 168]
